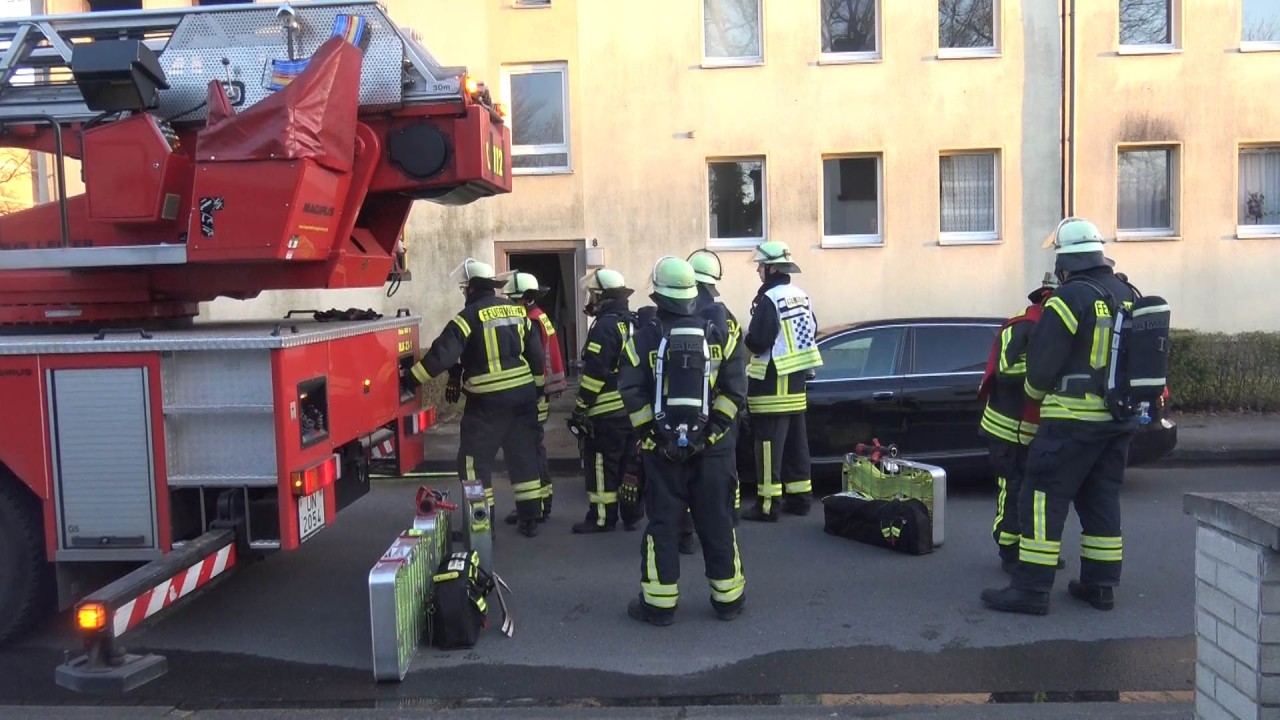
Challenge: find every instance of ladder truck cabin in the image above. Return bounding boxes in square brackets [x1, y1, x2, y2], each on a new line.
[0, 1, 511, 690]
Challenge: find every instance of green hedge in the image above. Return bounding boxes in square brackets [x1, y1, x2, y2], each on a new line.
[1168, 330, 1280, 412]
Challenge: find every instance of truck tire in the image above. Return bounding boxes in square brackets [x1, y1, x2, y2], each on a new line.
[0, 480, 50, 645]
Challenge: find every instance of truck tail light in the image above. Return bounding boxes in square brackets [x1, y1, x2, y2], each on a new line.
[76, 602, 107, 632]
[291, 455, 338, 496]
[407, 407, 436, 435]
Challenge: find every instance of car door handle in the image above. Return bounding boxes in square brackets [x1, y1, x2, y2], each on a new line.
[872, 391, 895, 401]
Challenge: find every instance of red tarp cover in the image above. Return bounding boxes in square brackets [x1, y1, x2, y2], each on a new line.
[194, 36, 363, 173]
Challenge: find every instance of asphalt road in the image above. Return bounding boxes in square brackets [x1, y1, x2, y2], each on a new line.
[0, 464, 1270, 713]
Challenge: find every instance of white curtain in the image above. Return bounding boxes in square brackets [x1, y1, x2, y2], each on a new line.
[940, 154, 995, 233]
[1239, 148, 1280, 226]
[1117, 149, 1171, 231]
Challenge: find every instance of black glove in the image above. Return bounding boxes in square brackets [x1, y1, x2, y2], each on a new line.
[401, 363, 422, 391]
[567, 408, 592, 439]
[620, 477, 641, 506]
[444, 378, 460, 404]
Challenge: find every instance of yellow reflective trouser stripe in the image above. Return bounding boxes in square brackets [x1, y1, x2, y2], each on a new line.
[993, 477, 1010, 541]
[734, 481, 740, 510]
[513, 479, 542, 502]
[712, 395, 738, 419]
[748, 394, 807, 414]
[709, 533, 745, 604]
[587, 391, 625, 417]
[643, 535, 678, 608]
[1033, 490, 1047, 541]
[586, 341, 602, 354]
[465, 456, 476, 482]
[630, 405, 654, 427]
[411, 364, 430, 384]
[595, 453, 608, 526]
[774, 348, 822, 375]
[1046, 296, 1079, 335]
[1081, 535, 1123, 562]
[785, 480, 811, 494]
[760, 441, 779, 514]
[542, 482, 553, 499]
[1020, 538, 1062, 566]
[580, 375, 605, 393]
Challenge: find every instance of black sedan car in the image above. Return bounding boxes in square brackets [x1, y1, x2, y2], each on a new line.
[734, 317, 1178, 487]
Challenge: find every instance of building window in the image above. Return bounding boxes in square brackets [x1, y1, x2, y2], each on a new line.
[1239, 146, 1280, 237]
[703, 0, 763, 66]
[822, 155, 882, 247]
[938, 0, 997, 57]
[502, 63, 570, 175]
[1243, 0, 1280, 47]
[1117, 146, 1177, 238]
[708, 158, 766, 250]
[1119, 0, 1175, 48]
[939, 151, 999, 243]
[820, 0, 879, 60]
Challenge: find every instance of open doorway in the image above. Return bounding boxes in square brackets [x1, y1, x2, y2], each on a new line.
[502, 247, 580, 370]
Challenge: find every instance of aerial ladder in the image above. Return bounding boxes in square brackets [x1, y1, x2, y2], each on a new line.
[0, 0, 510, 692]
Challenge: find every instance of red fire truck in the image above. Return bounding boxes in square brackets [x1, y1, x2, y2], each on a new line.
[0, 1, 510, 691]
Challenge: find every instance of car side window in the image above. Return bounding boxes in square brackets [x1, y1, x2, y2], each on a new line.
[910, 325, 998, 375]
[817, 327, 905, 380]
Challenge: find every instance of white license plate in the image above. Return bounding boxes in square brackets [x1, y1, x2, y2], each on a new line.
[298, 488, 326, 542]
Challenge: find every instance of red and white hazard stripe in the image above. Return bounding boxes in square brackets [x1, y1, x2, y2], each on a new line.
[370, 438, 396, 460]
[110, 543, 236, 638]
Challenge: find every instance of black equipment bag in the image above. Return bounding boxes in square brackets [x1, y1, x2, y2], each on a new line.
[821, 492, 933, 555]
[1076, 277, 1172, 420]
[428, 550, 495, 649]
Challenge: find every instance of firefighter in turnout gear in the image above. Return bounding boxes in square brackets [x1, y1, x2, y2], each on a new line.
[741, 240, 822, 522]
[571, 268, 639, 534]
[619, 256, 747, 626]
[404, 258, 547, 539]
[977, 273, 1059, 573]
[982, 218, 1143, 615]
[502, 272, 568, 526]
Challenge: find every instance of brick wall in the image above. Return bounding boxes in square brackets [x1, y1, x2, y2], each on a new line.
[1195, 522, 1280, 720]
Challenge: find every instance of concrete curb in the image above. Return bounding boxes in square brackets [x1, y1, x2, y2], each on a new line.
[1151, 448, 1280, 468]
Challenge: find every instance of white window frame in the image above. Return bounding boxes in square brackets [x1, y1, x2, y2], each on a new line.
[938, 150, 1001, 245]
[706, 155, 768, 251]
[1241, 0, 1280, 51]
[512, 0, 551, 7]
[818, 0, 882, 64]
[820, 153, 884, 248]
[1117, 0, 1182, 55]
[701, 0, 765, 68]
[1237, 144, 1280, 238]
[937, 0, 1001, 59]
[1115, 143, 1180, 241]
[500, 62, 571, 176]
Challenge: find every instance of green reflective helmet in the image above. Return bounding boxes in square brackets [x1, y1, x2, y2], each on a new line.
[449, 257, 506, 293]
[1044, 217, 1106, 255]
[687, 249, 723, 285]
[650, 256, 697, 300]
[751, 240, 801, 273]
[503, 271, 542, 299]
[579, 268, 629, 294]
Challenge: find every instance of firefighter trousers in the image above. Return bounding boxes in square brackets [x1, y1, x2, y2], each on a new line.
[457, 390, 544, 523]
[988, 439, 1028, 561]
[680, 420, 742, 537]
[535, 412, 553, 517]
[638, 448, 745, 616]
[1013, 419, 1134, 592]
[751, 412, 812, 515]
[582, 416, 632, 529]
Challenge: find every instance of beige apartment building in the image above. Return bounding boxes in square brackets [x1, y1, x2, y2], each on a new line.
[4, 0, 1278, 360]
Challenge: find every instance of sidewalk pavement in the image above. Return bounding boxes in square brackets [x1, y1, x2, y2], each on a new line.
[417, 384, 1280, 473]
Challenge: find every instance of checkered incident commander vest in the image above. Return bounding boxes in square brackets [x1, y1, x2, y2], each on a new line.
[747, 284, 822, 380]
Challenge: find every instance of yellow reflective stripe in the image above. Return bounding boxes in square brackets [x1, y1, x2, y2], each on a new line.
[537, 314, 556, 337]
[623, 337, 639, 367]
[513, 479, 543, 502]
[1025, 380, 1048, 402]
[641, 583, 679, 609]
[594, 453, 607, 526]
[580, 375, 605, 393]
[992, 476, 1007, 535]
[1034, 490, 1047, 541]
[1020, 537, 1060, 553]
[710, 572, 745, 604]
[998, 532, 1020, 546]
[747, 357, 769, 380]
[759, 441, 780, 510]
[450, 315, 472, 338]
[998, 326, 1014, 373]
[1081, 547, 1124, 562]
[411, 364, 430, 384]
[587, 492, 618, 504]
[484, 326, 501, 374]
[981, 418, 1021, 445]
[464, 372, 534, 394]
[1041, 393, 1110, 421]
[586, 341, 602, 354]
[1091, 323, 1110, 370]
[748, 395, 807, 414]
[630, 405, 655, 427]
[1082, 534, 1122, 549]
[774, 347, 822, 375]
[1045, 296, 1078, 335]
[712, 395, 739, 419]
[785, 480, 811, 494]
[1082, 534, 1123, 560]
[586, 392, 625, 417]
[1019, 420, 1038, 445]
[1019, 546, 1060, 566]
[465, 456, 476, 481]
[465, 365, 533, 389]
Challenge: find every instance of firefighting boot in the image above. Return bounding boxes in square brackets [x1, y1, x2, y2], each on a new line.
[572, 518, 616, 534]
[507, 508, 549, 525]
[712, 596, 744, 622]
[980, 585, 1050, 616]
[741, 501, 779, 523]
[1067, 580, 1115, 611]
[782, 494, 811, 516]
[517, 519, 539, 538]
[627, 596, 674, 627]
